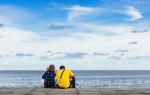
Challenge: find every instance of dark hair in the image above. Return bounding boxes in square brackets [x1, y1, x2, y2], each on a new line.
[48, 64, 55, 72]
[60, 65, 65, 70]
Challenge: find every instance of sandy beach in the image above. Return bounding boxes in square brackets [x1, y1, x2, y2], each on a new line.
[0, 87, 150, 95]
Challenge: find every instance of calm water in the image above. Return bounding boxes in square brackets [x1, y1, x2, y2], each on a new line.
[0, 70, 150, 88]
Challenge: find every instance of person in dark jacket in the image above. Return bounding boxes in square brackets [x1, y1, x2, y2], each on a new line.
[42, 64, 56, 88]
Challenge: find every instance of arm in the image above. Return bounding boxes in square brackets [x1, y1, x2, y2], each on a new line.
[69, 70, 74, 78]
[42, 72, 46, 79]
[55, 71, 59, 81]
[55, 71, 61, 85]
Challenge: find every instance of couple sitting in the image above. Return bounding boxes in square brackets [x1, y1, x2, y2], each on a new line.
[42, 65, 75, 89]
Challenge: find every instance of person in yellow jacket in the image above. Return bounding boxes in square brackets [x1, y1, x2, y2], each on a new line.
[55, 65, 75, 89]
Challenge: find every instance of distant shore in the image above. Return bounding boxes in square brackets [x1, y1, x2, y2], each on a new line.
[0, 87, 150, 95]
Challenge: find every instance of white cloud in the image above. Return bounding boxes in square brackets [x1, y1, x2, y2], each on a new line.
[124, 6, 143, 21]
[0, 27, 39, 43]
[65, 5, 101, 21]
[77, 23, 134, 34]
[65, 5, 143, 22]
[0, 23, 150, 70]
[0, 4, 149, 70]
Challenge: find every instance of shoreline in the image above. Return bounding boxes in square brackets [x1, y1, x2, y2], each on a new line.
[0, 87, 150, 95]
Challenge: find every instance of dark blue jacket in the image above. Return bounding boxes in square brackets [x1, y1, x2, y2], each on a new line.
[42, 71, 55, 88]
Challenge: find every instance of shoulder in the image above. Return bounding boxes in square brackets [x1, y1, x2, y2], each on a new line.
[45, 71, 54, 74]
[44, 71, 48, 73]
[65, 69, 73, 73]
[56, 70, 61, 74]
[66, 68, 72, 71]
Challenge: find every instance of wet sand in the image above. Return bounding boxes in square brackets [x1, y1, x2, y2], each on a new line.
[0, 87, 150, 95]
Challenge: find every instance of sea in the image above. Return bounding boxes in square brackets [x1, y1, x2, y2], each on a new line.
[0, 70, 150, 88]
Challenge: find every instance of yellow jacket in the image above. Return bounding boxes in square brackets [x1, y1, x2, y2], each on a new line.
[55, 69, 74, 88]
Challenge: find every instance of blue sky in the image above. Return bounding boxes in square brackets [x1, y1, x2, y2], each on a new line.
[0, 0, 150, 70]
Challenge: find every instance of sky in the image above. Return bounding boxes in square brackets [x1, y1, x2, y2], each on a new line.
[0, 0, 150, 70]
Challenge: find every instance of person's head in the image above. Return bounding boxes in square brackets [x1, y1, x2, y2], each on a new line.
[59, 65, 65, 70]
[48, 64, 55, 72]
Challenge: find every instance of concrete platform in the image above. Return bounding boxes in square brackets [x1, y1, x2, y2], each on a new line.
[0, 88, 150, 95]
